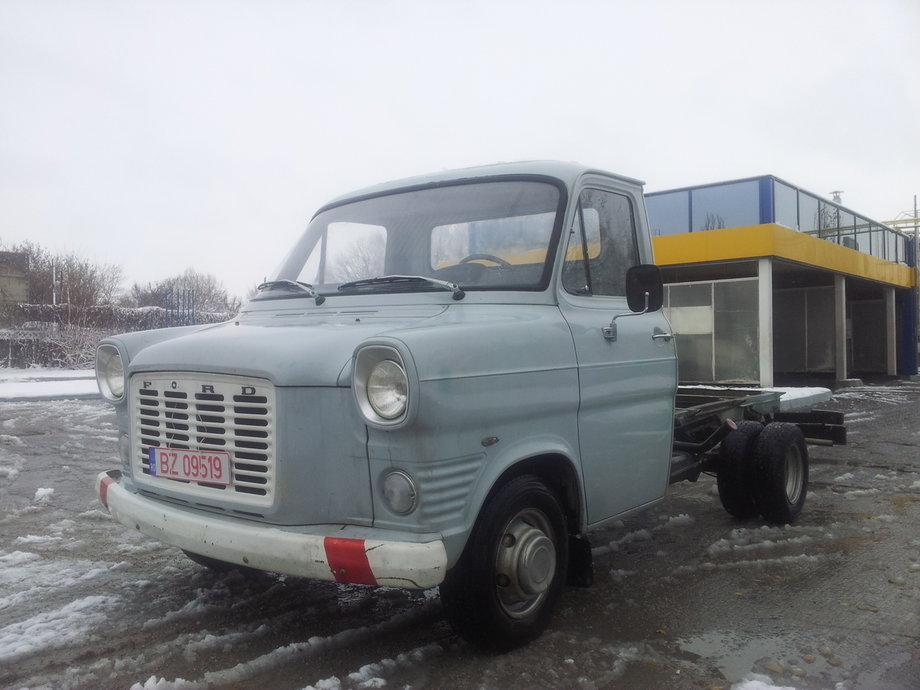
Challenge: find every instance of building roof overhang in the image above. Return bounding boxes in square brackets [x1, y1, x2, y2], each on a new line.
[652, 223, 915, 289]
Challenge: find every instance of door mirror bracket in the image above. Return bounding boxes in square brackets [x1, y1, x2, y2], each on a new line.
[602, 265, 663, 342]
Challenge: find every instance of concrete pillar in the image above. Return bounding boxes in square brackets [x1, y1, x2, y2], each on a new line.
[758, 258, 774, 387]
[835, 275, 848, 382]
[886, 287, 897, 376]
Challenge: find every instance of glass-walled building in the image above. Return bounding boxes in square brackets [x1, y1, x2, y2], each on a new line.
[647, 176, 910, 266]
[645, 176, 917, 386]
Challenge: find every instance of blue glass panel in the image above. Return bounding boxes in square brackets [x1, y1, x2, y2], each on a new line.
[870, 224, 886, 259]
[690, 181, 760, 231]
[798, 193, 820, 233]
[838, 210, 855, 249]
[774, 181, 798, 230]
[759, 178, 773, 224]
[646, 191, 690, 236]
[886, 230, 899, 263]
[817, 201, 839, 240]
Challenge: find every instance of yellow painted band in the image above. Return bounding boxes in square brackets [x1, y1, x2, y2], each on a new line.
[652, 223, 914, 288]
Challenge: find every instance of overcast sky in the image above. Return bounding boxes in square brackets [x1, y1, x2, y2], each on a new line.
[1, 0, 918, 299]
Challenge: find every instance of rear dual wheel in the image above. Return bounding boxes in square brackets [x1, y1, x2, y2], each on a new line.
[717, 421, 764, 519]
[752, 422, 808, 524]
[717, 421, 808, 524]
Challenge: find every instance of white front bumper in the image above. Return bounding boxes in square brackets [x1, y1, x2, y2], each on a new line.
[96, 471, 447, 589]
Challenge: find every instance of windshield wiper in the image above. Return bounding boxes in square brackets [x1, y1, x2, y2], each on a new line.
[337, 275, 465, 301]
[257, 279, 326, 305]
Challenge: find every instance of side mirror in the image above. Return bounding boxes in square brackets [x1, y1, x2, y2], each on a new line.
[625, 264, 663, 313]
[603, 264, 664, 341]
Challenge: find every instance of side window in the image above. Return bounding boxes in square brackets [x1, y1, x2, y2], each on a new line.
[562, 189, 638, 297]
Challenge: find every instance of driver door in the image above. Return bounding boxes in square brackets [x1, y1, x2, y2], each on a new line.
[558, 183, 677, 525]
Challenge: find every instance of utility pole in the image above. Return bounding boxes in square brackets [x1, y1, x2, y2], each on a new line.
[915, 194, 919, 372]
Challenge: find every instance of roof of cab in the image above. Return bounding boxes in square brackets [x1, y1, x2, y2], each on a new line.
[316, 160, 645, 215]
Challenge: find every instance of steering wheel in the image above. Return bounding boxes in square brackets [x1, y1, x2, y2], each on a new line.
[458, 253, 512, 268]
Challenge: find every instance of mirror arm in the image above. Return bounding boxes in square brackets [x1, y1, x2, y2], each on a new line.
[602, 291, 649, 342]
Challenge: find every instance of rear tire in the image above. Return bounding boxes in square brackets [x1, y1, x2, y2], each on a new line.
[751, 422, 808, 524]
[717, 421, 763, 519]
[440, 475, 568, 651]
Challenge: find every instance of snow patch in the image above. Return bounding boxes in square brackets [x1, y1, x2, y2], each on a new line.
[593, 514, 695, 556]
[34, 487, 55, 504]
[843, 488, 879, 499]
[13, 534, 63, 546]
[732, 674, 797, 690]
[0, 550, 41, 568]
[0, 594, 120, 663]
[707, 526, 816, 555]
[0, 549, 118, 611]
[659, 513, 694, 528]
[130, 676, 200, 690]
[675, 553, 821, 576]
[145, 603, 441, 689]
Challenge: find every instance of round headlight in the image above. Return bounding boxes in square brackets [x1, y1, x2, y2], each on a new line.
[383, 470, 417, 514]
[367, 359, 408, 420]
[96, 344, 125, 401]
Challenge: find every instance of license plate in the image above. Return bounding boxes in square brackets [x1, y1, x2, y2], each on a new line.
[149, 448, 232, 486]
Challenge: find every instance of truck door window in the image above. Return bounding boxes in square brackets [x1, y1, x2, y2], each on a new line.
[562, 189, 638, 297]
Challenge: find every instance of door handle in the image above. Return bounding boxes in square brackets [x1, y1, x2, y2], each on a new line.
[652, 332, 674, 342]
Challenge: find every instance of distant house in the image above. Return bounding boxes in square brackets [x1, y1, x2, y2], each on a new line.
[0, 251, 29, 304]
[1, 251, 29, 328]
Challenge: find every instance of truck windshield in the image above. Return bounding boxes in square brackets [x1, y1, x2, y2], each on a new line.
[260, 179, 564, 299]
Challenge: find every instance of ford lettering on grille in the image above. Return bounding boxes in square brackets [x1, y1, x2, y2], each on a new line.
[130, 373, 276, 508]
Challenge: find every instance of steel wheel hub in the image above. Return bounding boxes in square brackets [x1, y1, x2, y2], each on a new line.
[785, 446, 803, 503]
[494, 508, 557, 619]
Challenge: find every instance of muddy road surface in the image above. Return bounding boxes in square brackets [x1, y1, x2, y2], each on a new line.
[1, 382, 918, 689]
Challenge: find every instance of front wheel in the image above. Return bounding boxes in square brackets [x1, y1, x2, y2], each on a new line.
[752, 422, 809, 524]
[440, 475, 568, 651]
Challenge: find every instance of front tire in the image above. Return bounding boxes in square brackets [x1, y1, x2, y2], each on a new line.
[440, 475, 568, 651]
[751, 422, 808, 524]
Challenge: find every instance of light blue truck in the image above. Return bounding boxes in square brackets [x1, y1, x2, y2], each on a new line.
[95, 161, 843, 650]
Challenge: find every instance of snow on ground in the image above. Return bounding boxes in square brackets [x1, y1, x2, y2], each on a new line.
[1, 371, 917, 688]
[0, 367, 98, 400]
[0, 367, 94, 382]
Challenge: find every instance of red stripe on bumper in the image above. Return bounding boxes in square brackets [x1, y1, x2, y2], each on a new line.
[99, 475, 115, 509]
[323, 537, 378, 585]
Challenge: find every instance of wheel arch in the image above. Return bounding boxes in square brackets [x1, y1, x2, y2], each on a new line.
[443, 450, 584, 568]
[484, 453, 583, 535]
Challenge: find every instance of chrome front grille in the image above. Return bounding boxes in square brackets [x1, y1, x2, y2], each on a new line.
[130, 373, 276, 508]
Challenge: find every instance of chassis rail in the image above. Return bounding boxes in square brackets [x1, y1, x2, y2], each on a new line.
[669, 386, 845, 485]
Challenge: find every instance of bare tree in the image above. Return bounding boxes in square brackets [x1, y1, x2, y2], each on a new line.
[702, 212, 726, 232]
[327, 234, 387, 283]
[0, 240, 123, 306]
[125, 269, 241, 313]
